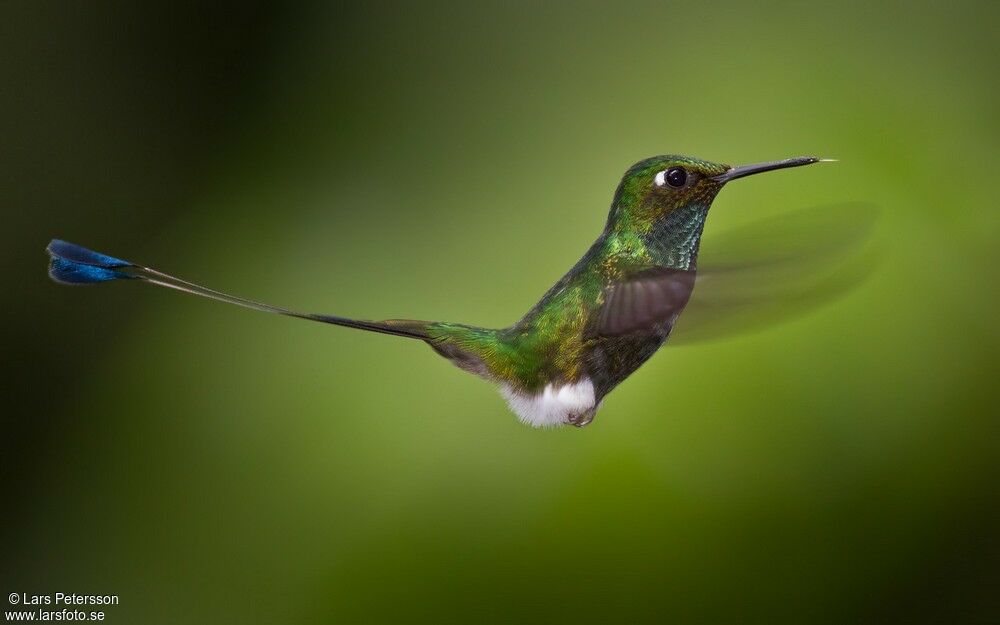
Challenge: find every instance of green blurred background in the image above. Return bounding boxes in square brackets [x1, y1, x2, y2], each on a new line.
[3, 1, 998, 622]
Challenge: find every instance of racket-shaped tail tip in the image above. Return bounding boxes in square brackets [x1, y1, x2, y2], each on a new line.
[46, 239, 136, 285]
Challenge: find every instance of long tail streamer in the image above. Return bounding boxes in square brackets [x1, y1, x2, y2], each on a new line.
[46, 239, 429, 340]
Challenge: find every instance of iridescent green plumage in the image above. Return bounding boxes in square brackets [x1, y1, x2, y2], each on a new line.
[426, 156, 730, 396]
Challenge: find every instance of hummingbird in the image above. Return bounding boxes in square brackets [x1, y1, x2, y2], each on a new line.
[47, 155, 827, 428]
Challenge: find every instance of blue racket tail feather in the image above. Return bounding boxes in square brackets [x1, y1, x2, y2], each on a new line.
[46, 239, 137, 284]
[44, 239, 431, 339]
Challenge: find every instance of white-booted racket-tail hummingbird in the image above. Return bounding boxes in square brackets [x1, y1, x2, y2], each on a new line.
[48, 155, 844, 428]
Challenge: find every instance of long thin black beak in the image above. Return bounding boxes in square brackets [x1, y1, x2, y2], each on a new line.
[712, 156, 826, 183]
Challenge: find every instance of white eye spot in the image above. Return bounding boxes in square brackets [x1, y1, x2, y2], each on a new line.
[654, 170, 667, 187]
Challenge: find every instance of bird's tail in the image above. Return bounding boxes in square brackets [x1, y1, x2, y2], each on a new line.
[46, 239, 431, 340]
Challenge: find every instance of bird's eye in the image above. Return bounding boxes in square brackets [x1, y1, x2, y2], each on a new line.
[654, 167, 688, 188]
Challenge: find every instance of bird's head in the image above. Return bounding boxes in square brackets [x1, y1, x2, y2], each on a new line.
[607, 154, 824, 233]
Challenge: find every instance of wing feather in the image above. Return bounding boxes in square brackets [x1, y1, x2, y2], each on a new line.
[593, 268, 696, 337]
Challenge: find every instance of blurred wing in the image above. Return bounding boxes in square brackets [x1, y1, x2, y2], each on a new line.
[670, 202, 879, 345]
[593, 267, 696, 337]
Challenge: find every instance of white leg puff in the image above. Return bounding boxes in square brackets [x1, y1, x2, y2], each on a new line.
[499, 378, 597, 428]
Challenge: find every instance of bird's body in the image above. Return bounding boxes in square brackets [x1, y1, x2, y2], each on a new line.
[47, 154, 824, 427]
[424, 165, 715, 426]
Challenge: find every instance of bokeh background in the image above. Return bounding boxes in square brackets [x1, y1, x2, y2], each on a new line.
[3, 1, 998, 623]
